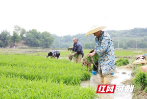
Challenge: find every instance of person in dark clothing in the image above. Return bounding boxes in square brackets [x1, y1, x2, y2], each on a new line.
[46, 50, 60, 59]
[70, 38, 84, 63]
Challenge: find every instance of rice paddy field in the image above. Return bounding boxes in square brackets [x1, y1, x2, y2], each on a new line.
[0, 53, 96, 99]
[0, 48, 147, 98]
[114, 50, 145, 57]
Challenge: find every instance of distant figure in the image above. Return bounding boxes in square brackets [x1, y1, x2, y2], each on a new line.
[133, 55, 147, 65]
[70, 38, 84, 63]
[136, 55, 146, 61]
[46, 50, 60, 59]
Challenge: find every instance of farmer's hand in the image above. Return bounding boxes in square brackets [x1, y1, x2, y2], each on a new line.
[72, 53, 75, 56]
[70, 53, 72, 56]
[88, 52, 95, 57]
[70, 51, 73, 55]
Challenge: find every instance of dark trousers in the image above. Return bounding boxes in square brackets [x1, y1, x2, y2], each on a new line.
[93, 61, 98, 71]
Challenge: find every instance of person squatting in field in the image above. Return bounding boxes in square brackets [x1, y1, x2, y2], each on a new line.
[46, 50, 60, 59]
[86, 26, 116, 84]
[70, 38, 84, 63]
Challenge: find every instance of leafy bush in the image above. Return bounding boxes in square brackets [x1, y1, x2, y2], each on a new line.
[115, 58, 129, 66]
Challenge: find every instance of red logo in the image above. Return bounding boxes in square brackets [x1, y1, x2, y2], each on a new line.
[96, 84, 116, 93]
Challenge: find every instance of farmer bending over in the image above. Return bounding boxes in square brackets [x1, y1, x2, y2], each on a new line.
[46, 50, 60, 59]
[70, 38, 84, 63]
[86, 26, 115, 84]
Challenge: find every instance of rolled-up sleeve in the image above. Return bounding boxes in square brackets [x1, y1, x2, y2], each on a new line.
[95, 38, 109, 56]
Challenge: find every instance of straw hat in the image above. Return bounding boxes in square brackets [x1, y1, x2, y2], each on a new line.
[86, 26, 106, 36]
[132, 60, 147, 65]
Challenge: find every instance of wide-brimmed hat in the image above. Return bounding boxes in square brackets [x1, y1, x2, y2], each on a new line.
[86, 26, 106, 36]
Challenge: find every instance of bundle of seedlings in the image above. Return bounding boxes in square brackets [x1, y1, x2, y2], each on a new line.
[67, 47, 73, 51]
[82, 58, 92, 71]
[82, 49, 99, 71]
[68, 51, 78, 61]
[85, 49, 100, 63]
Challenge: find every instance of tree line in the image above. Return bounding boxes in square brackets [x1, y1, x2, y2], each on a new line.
[1, 26, 147, 49]
[51, 28, 147, 49]
[0, 25, 54, 48]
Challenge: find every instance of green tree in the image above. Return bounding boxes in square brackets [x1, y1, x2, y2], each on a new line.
[0, 30, 11, 47]
[20, 28, 26, 40]
[127, 40, 136, 48]
[41, 31, 54, 48]
[11, 31, 21, 46]
[25, 29, 41, 47]
[0, 40, 4, 47]
[25, 33, 40, 47]
[138, 42, 147, 48]
[14, 25, 22, 35]
[84, 43, 95, 49]
[24, 29, 54, 47]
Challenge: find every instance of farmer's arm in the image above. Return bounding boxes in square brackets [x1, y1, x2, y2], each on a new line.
[72, 52, 77, 56]
[88, 51, 96, 57]
[95, 38, 109, 56]
[70, 47, 73, 55]
[71, 44, 82, 56]
[70, 46, 74, 55]
[70, 50, 73, 53]
[71, 46, 78, 56]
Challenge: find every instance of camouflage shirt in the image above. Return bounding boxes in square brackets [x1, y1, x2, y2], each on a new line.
[95, 31, 116, 75]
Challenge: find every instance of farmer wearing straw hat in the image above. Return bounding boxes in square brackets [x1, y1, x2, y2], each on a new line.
[86, 26, 115, 84]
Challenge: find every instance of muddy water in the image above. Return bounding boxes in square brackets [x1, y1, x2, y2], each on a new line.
[80, 67, 133, 99]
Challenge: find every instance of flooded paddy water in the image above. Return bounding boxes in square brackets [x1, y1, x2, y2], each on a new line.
[80, 67, 133, 99]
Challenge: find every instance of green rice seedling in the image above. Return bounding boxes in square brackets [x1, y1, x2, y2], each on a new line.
[0, 53, 97, 98]
[114, 50, 144, 57]
[144, 87, 147, 93]
[133, 70, 147, 90]
[68, 51, 78, 61]
[85, 54, 100, 63]
[69, 51, 78, 58]
[0, 75, 97, 99]
[0, 54, 90, 85]
[115, 58, 129, 66]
